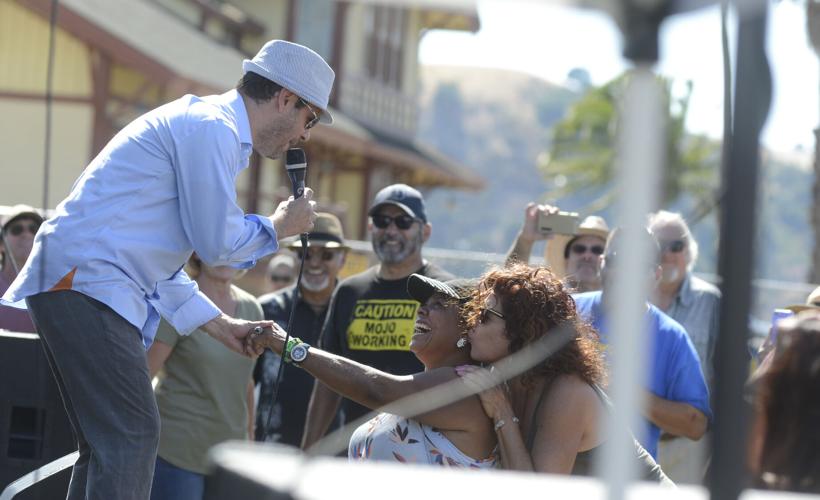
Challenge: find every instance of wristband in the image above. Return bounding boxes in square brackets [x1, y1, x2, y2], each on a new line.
[283, 337, 303, 364]
[494, 416, 519, 431]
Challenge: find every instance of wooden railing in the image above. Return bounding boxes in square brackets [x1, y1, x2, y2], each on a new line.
[339, 73, 418, 139]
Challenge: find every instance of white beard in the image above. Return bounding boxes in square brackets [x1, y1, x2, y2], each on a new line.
[301, 275, 330, 292]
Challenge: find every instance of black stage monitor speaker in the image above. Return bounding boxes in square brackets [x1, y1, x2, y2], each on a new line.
[0, 332, 75, 499]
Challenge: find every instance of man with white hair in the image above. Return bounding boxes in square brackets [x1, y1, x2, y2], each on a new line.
[648, 210, 721, 484]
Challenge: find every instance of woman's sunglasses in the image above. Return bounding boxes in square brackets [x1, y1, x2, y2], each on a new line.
[371, 214, 417, 230]
[479, 307, 505, 324]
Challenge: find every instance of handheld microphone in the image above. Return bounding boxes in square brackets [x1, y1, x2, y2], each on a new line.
[286, 148, 307, 199]
[263, 148, 310, 437]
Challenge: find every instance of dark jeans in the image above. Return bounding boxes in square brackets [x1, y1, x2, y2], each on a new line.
[150, 456, 205, 500]
[27, 290, 160, 500]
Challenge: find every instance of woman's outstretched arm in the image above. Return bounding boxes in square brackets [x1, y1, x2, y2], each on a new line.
[247, 324, 487, 433]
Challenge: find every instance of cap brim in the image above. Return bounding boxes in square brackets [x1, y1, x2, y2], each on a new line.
[3, 211, 44, 229]
[368, 202, 417, 219]
[242, 60, 333, 125]
[407, 274, 460, 304]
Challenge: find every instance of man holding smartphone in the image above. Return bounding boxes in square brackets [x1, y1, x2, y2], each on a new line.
[506, 202, 609, 292]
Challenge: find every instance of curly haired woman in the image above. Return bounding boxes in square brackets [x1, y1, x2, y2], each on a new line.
[458, 263, 670, 482]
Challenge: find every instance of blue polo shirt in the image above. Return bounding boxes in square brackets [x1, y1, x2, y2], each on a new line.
[573, 291, 712, 458]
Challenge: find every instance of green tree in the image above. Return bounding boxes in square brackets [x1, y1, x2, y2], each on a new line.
[539, 73, 720, 214]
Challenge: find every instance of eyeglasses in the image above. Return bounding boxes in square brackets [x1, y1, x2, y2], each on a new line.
[371, 214, 418, 230]
[298, 97, 320, 130]
[5, 222, 39, 237]
[479, 307, 505, 324]
[270, 274, 293, 283]
[295, 248, 339, 261]
[660, 240, 686, 254]
[570, 243, 604, 256]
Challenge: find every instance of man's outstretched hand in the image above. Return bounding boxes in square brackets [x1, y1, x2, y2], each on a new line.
[201, 314, 274, 356]
[245, 323, 288, 357]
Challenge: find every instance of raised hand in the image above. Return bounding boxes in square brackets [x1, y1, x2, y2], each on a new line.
[271, 187, 317, 239]
[519, 202, 559, 244]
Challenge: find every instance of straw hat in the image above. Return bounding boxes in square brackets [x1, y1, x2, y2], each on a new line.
[544, 215, 610, 279]
[286, 212, 348, 249]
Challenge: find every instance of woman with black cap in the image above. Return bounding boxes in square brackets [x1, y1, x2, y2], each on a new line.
[248, 273, 498, 468]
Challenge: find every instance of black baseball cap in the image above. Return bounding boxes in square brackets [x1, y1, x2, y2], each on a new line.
[368, 184, 427, 223]
[407, 274, 477, 304]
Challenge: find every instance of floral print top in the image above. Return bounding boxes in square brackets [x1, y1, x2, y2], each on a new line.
[348, 413, 498, 469]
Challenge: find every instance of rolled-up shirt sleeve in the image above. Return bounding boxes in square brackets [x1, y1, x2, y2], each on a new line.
[173, 118, 278, 268]
[151, 268, 221, 335]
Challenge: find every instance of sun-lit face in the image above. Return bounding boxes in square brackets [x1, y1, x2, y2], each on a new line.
[467, 291, 509, 363]
[651, 222, 689, 286]
[369, 205, 425, 265]
[565, 234, 605, 289]
[295, 246, 346, 293]
[253, 94, 317, 160]
[410, 292, 463, 366]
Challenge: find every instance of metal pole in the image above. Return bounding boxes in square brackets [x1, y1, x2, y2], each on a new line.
[600, 67, 666, 500]
[709, 0, 771, 496]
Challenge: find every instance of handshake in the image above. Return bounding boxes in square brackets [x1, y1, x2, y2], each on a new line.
[245, 324, 286, 357]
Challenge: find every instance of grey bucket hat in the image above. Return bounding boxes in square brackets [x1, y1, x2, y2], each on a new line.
[243, 40, 335, 124]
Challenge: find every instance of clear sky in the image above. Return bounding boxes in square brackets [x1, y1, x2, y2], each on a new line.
[419, 0, 818, 156]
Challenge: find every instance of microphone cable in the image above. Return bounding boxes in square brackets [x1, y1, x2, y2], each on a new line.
[263, 231, 309, 435]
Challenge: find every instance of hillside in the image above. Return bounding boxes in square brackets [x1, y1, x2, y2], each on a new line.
[417, 65, 580, 254]
[417, 64, 818, 321]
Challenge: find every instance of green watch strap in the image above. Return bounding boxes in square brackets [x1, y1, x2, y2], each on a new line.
[283, 337, 303, 364]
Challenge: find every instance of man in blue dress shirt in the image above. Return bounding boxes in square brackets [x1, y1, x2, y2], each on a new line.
[1, 40, 332, 499]
[573, 228, 712, 461]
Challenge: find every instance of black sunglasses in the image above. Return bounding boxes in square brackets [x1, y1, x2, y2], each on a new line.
[479, 307, 505, 324]
[371, 214, 418, 230]
[5, 222, 39, 237]
[660, 240, 686, 254]
[295, 248, 338, 261]
[298, 97, 320, 130]
[270, 274, 293, 283]
[570, 243, 605, 256]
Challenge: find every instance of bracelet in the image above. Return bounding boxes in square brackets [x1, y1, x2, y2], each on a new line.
[494, 416, 519, 431]
[283, 337, 303, 364]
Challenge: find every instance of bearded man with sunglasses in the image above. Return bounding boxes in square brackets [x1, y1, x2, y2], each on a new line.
[1, 40, 330, 500]
[0, 205, 43, 332]
[301, 184, 453, 450]
[648, 210, 721, 485]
